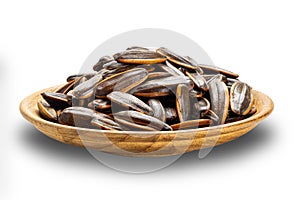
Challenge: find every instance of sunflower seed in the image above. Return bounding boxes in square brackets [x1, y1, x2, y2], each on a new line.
[58, 107, 96, 127]
[165, 107, 178, 123]
[114, 110, 172, 131]
[160, 61, 186, 77]
[208, 78, 229, 125]
[133, 76, 193, 96]
[230, 81, 253, 115]
[199, 64, 239, 79]
[133, 87, 172, 97]
[116, 50, 167, 64]
[37, 99, 57, 121]
[66, 73, 96, 82]
[147, 99, 166, 122]
[193, 97, 210, 117]
[55, 80, 75, 94]
[91, 115, 121, 130]
[156, 47, 197, 70]
[126, 46, 149, 51]
[148, 72, 171, 80]
[107, 91, 153, 115]
[88, 99, 111, 111]
[41, 92, 70, 110]
[185, 71, 209, 91]
[93, 56, 114, 71]
[95, 68, 148, 98]
[73, 73, 102, 98]
[176, 84, 190, 122]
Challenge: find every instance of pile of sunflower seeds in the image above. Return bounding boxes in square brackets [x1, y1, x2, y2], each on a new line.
[38, 47, 255, 131]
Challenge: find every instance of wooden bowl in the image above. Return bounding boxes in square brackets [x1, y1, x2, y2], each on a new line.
[20, 85, 274, 157]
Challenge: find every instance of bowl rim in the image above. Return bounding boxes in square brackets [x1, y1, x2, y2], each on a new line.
[20, 85, 274, 136]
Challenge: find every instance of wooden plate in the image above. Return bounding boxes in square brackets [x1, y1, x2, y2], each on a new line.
[20, 85, 274, 157]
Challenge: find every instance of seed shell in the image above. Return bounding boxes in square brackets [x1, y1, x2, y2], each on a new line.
[208, 78, 229, 125]
[114, 110, 172, 131]
[107, 91, 153, 115]
[116, 50, 167, 64]
[41, 92, 70, 110]
[176, 84, 190, 122]
[230, 81, 253, 115]
[199, 64, 239, 79]
[148, 99, 166, 122]
[37, 99, 57, 121]
[95, 68, 148, 98]
[156, 47, 197, 70]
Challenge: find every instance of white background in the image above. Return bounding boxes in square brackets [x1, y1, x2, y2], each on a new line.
[0, 0, 298, 199]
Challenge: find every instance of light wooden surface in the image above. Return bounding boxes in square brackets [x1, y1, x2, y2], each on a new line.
[19, 85, 274, 157]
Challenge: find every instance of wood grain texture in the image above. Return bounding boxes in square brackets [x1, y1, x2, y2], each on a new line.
[19, 85, 274, 157]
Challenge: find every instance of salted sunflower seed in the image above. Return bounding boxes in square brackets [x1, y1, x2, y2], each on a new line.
[88, 99, 111, 111]
[160, 61, 186, 77]
[58, 107, 96, 127]
[102, 60, 127, 70]
[230, 81, 253, 115]
[208, 78, 229, 125]
[107, 91, 153, 115]
[185, 71, 209, 91]
[176, 84, 190, 122]
[133, 76, 193, 96]
[115, 50, 167, 64]
[114, 117, 157, 131]
[55, 80, 75, 94]
[37, 99, 57, 121]
[227, 78, 239, 87]
[206, 74, 227, 85]
[147, 72, 171, 80]
[147, 99, 166, 122]
[135, 64, 158, 72]
[165, 107, 178, 123]
[114, 110, 172, 131]
[91, 115, 121, 130]
[133, 87, 172, 97]
[66, 73, 96, 82]
[95, 68, 148, 98]
[156, 47, 197, 70]
[193, 97, 210, 117]
[183, 56, 204, 75]
[199, 64, 239, 79]
[101, 64, 155, 79]
[73, 73, 103, 98]
[93, 55, 114, 71]
[204, 110, 220, 123]
[41, 92, 70, 110]
[102, 65, 136, 79]
[189, 89, 203, 98]
[126, 46, 149, 51]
